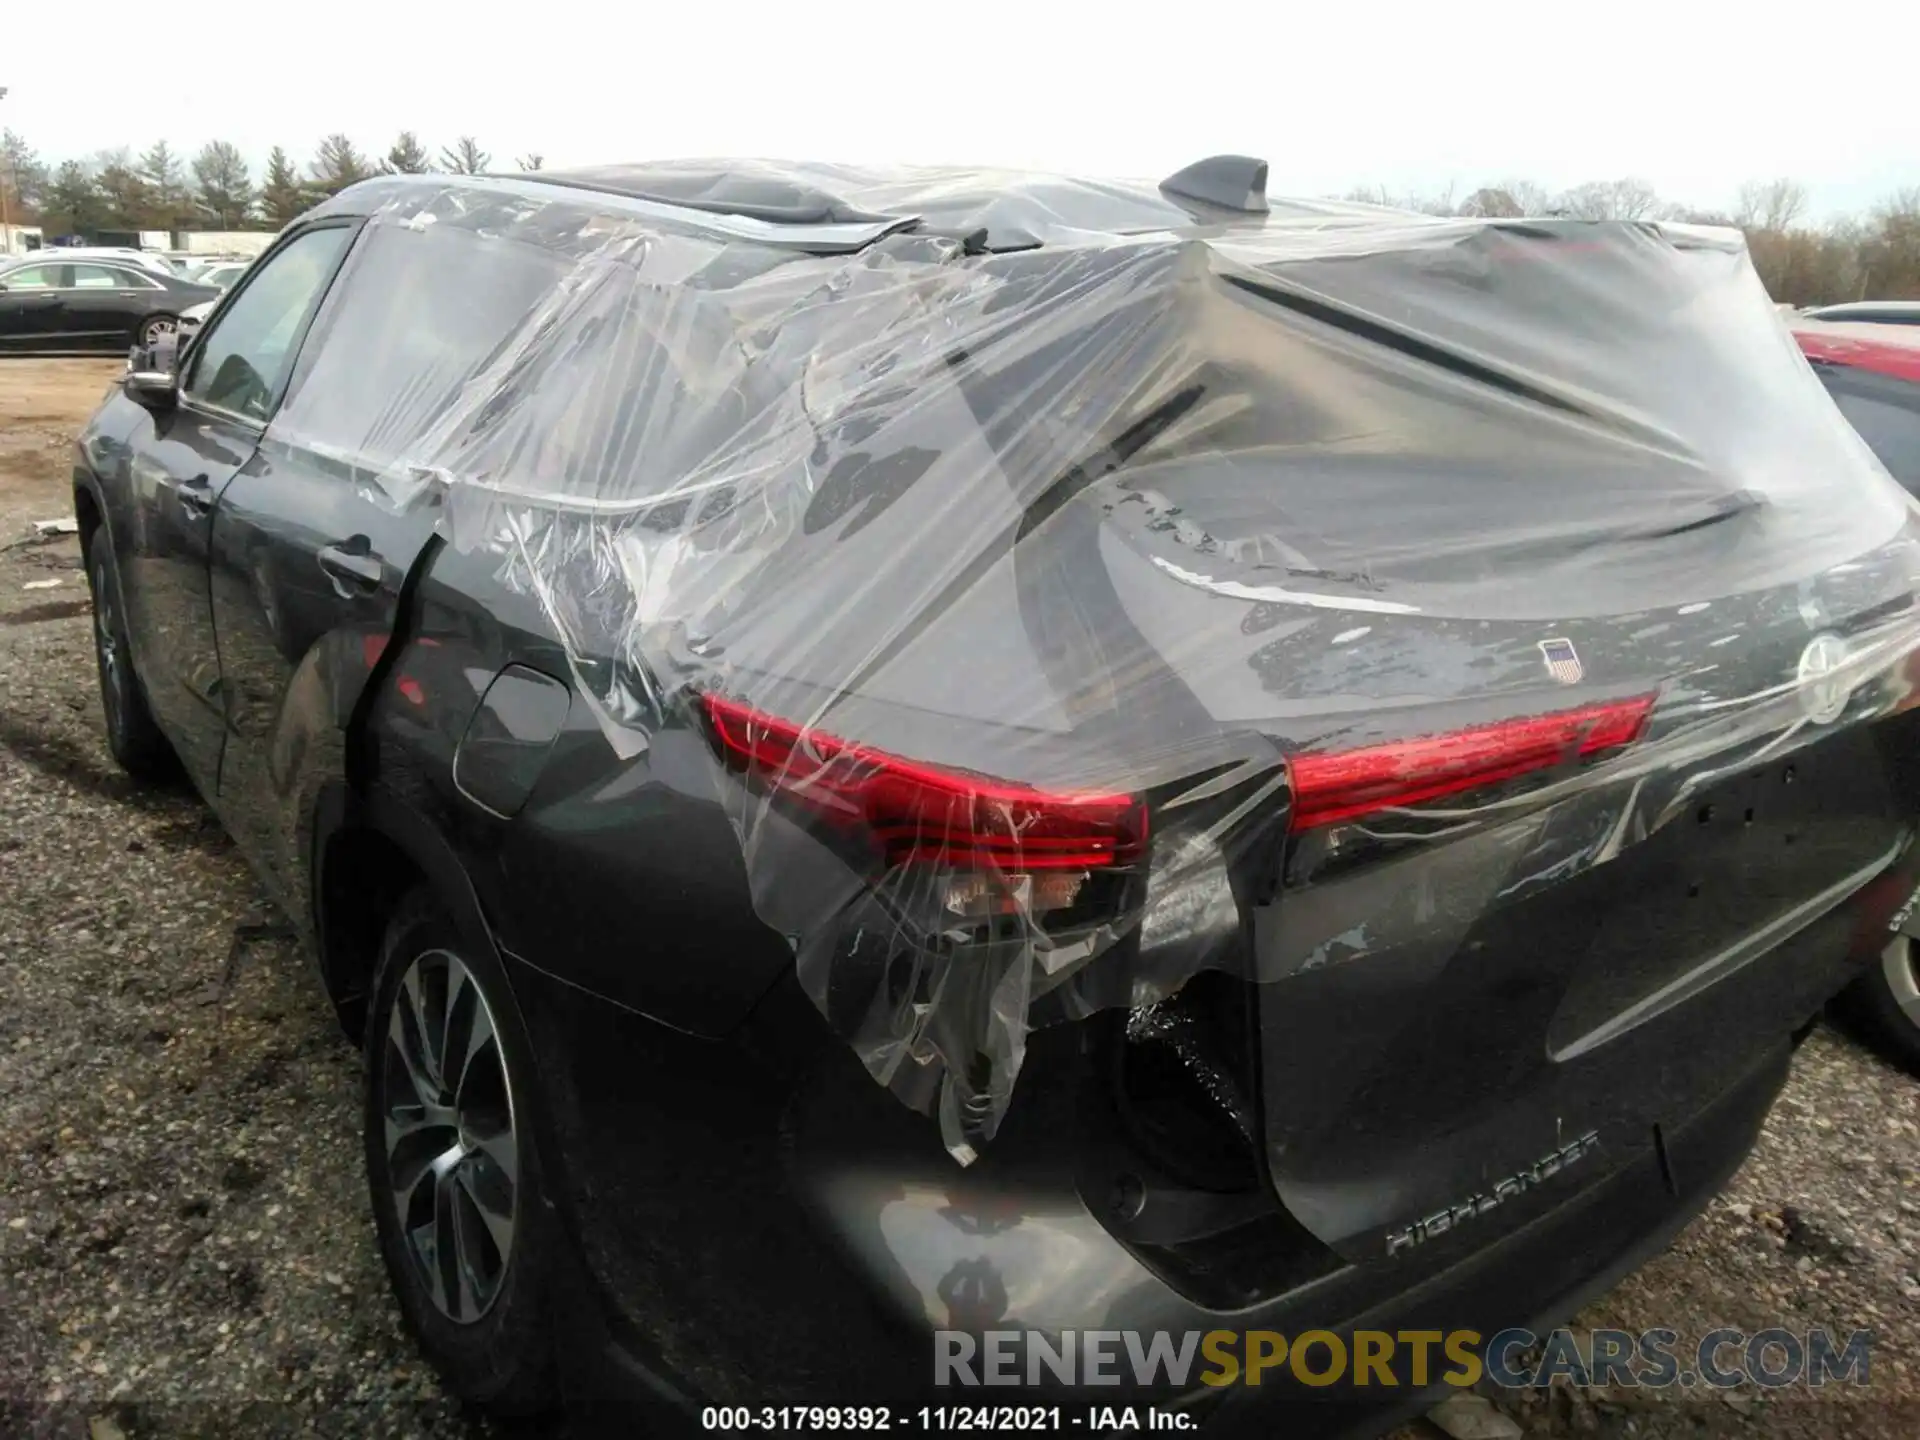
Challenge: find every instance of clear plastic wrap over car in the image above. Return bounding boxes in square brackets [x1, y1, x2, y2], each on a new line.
[263, 162, 1920, 1161]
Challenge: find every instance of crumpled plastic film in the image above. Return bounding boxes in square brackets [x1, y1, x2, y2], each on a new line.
[268, 165, 1920, 1162]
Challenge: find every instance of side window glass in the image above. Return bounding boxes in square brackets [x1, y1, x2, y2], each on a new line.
[3, 265, 58, 289]
[274, 221, 564, 470]
[71, 265, 133, 289]
[183, 226, 352, 423]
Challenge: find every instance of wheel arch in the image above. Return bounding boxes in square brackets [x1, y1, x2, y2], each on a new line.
[312, 781, 510, 1043]
[72, 478, 105, 558]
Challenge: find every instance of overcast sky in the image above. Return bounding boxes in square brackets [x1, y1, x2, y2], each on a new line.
[7, 1, 1918, 219]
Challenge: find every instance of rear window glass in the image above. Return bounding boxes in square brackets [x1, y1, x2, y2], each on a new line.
[275, 223, 566, 469]
[71, 264, 147, 289]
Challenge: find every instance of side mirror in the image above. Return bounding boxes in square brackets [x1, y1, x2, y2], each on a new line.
[123, 368, 179, 411]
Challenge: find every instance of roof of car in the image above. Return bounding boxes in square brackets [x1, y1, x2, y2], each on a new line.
[309, 158, 1762, 277]
[1804, 300, 1920, 321]
[308, 156, 1505, 254]
[1793, 318, 1920, 384]
[1, 251, 159, 270]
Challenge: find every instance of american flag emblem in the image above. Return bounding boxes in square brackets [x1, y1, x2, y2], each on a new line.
[1538, 637, 1584, 685]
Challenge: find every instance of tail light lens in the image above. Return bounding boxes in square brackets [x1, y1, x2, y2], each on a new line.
[1288, 694, 1655, 832]
[700, 694, 1148, 914]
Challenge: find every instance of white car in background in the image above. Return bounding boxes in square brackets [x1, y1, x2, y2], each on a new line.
[192, 260, 253, 291]
[35, 246, 178, 278]
[1802, 300, 1920, 327]
[175, 299, 215, 341]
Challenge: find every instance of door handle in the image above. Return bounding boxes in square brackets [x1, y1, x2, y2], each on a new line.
[178, 473, 213, 517]
[318, 539, 383, 593]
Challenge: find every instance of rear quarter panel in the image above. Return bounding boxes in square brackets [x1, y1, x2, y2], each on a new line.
[366, 542, 792, 1038]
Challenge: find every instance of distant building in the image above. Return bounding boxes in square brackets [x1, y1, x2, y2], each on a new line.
[4, 226, 273, 258]
[173, 230, 276, 257]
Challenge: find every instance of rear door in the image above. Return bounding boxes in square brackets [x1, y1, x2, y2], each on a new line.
[207, 213, 562, 911]
[63, 262, 163, 346]
[0, 263, 68, 344]
[108, 225, 356, 794]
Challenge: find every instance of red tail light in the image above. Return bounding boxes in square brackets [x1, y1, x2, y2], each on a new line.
[1288, 695, 1655, 832]
[699, 694, 1148, 871]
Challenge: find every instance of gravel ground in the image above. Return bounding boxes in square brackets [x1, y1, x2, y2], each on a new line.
[0, 356, 1916, 1440]
[0, 360, 488, 1440]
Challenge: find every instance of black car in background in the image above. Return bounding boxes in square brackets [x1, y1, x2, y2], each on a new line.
[72, 161, 1920, 1436]
[0, 254, 219, 352]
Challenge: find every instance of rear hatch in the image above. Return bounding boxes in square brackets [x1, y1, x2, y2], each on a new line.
[1084, 228, 1920, 1260]
[1243, 563, 1920, 1263]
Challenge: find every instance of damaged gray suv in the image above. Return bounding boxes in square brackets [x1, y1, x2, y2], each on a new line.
[73, 155, 1920, 1434]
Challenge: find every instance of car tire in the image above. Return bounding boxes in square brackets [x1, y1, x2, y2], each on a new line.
[1837, 934, 1920, 1073]
[362, 887, 558, 1415]
[136, 314, 178, 350]
[85, 528, 179, 781]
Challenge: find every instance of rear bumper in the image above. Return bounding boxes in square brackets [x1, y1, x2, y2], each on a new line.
[511, 947, 1799, 1439]
[1203, 1040, 1791, 1438]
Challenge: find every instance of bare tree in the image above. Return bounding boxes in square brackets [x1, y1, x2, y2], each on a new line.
[1342, 182, 1456, 215]
[1735, 179, 1809, 234]
[1502, 180, 1554, 216]
[1555, 178, 1664, 222]
[516, 153, 545, 172]
[1861, 187, 1920, 299]
[3, 128, 49, 216]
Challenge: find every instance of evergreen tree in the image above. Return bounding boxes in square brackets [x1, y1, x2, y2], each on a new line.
[309, 133, 373, 196]
[384, 131, 433, 174]
[439, 137, 490, 175]
[259, 146, 310, 226]
[93, 149, 149, 228]
[191, 141, 255, 228]
[138, 140, 190, 225]
[43, 159, 105, 236]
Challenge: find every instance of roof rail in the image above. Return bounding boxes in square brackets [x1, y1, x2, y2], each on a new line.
[1158, 155, 1270, 214]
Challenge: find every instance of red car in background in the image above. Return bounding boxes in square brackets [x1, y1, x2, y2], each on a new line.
[1796, 318, 1920, 1068]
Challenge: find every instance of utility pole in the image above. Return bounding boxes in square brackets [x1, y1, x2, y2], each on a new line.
[0, 87, 12, 256]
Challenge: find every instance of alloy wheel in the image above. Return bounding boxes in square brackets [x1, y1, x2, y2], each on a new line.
[379, 948, 519, 1324]
[1882, 934, 1920, 1029]
[140, 316, 177, 347]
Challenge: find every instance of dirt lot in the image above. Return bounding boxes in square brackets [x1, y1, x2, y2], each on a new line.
[0, 356, 1917, 1440]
